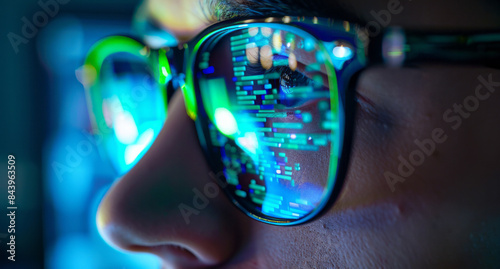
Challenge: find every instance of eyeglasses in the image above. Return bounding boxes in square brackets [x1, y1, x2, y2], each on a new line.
[83, 16, 500, 225]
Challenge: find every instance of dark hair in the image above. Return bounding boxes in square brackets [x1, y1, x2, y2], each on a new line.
[203, 0, 364, 24]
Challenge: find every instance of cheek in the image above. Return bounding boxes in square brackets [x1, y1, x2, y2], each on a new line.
[296, 67, 500, 267]
[335, 65, 500, 211]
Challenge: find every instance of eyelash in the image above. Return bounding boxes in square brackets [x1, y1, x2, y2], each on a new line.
[246, 63, 316, 107]
[277, 67, 313, 93]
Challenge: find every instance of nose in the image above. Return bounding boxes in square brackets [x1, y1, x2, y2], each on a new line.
[96, 91, 248, 268]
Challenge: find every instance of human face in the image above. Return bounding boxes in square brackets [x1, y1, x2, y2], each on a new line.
[95, 0, 500, 268]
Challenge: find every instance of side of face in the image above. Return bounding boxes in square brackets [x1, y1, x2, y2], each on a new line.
[96, 0, 500, 268]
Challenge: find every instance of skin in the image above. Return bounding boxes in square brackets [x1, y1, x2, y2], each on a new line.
[96, 0, 500, 268]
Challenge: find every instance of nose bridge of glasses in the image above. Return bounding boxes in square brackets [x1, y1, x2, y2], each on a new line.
[155, 44, 201, 122]
[155, 45, 187, 104]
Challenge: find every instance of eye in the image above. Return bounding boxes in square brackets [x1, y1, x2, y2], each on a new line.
[278, 67, 318, 108]
[279, 67, 312, 93]
[244, 58, 327, 109]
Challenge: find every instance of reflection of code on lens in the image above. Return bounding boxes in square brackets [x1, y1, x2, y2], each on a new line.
[197, 26, 344, 222]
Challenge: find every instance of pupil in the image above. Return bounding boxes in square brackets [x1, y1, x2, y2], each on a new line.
[279, 69, 299, 94]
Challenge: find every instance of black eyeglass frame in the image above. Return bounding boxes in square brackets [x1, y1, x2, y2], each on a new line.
[85, 15, 500, 226]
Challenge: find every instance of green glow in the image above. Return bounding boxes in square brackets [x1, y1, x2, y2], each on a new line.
[157, 48, 170, 113]
[199, 77, 233, 132]
[388, 50, 403, 56]
[183, 33, 220, 120]
[272, 122, 303, 129]
[158, 48, 171, 84]
[84, 36, 147, 83]
[237, 100, 255, 105]
[183, 24, 246, 120]
[214, 107, 239, 136]
[318, 36, 341, 206]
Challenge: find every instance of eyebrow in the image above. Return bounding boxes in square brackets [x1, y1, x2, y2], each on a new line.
[202, 0, 361, 23]
[202, 0, 289, 22]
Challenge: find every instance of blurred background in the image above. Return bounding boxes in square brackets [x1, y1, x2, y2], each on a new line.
[0, 0, 162, 268]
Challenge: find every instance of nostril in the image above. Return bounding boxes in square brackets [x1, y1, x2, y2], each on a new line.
[169, 244, 196, 256]
[156, 244, 198, 260]
[131, 243, 194, 256]
[130, 243, 211, 267]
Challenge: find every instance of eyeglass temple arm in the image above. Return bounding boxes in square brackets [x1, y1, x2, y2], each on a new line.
[368, 29, 500, 68]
